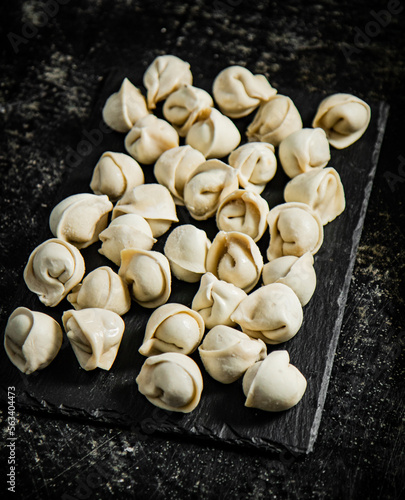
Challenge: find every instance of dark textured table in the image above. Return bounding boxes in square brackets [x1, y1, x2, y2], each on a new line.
[0, 1, 404, 499]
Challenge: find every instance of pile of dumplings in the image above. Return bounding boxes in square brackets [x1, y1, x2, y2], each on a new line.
[4, 55, 371, 417]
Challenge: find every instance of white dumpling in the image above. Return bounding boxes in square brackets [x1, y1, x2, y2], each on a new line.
[284, 166, 346, 224]
[279, 128, 331, 178]
[98, 214, 156, 266]
[266, 202, 324, 261]
[67, 266, 131, 316]
[186, 108, 241, 159]
[136, 352, 203, 413]
[24, 238, 85, 307]
[102, 78, 149, 133]
[164, 224, 211, 283]
[183, 159, 239, 221]
[212, 66, 277, 118]
[199, 325, 267, 384]
[139, 303, 205, 356]
[119, 248, 171, 308]
[191, 272, 247, 329]
[90, 151, 145, 201]
[163, 85, 214, 136]
[62, 308, 125, 371]
[125, 114, 179, 165]
[49, 193, 113, 249]
[206, 231, 263, 293]
[243, 350, 307, 411]
[153, 145, 206, 205]
[216, 189, 269, 242]
[246, 95, 303, 146]
[228, 142, 277, 194]
[262, 253, 316, 306]
[113, 183, 178, 237]
[312, 93, 371, 149]
[231, 283, 303, 344]
[4, 307, 63, 374]
[143, 55, 193, 109]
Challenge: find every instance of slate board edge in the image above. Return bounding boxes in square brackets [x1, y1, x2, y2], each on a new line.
[307, 101, 390, 453]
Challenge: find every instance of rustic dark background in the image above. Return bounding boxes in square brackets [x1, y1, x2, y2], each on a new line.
[0, 1, 404, 499]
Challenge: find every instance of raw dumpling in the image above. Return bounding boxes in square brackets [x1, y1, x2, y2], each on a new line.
[113, 183, 178, 237]
[206, 231, 263, 293]
[199, 325, 267, 384]
[284, 167, 346, 224]
[24, 238, 85, 307]
[231, 283, 303, 344]
[246, 95, 303, 146]
[125, 114, 179, 165]
[139, 303, 205, 356]
[143, 55, 193, 109]
[4, 307, 63, 374]
[216, 189, 269, 242]
[102, 78, 149, 133]
[186, 108, 241, 159]
[312, 93, 371, 149]
[228, 142, 277, 194]
[183, 159, 239, 220]
[62, 308, 125, 371]
[67, 266, 131, 316]
[119, 248, 171, 308]
[153, 145, 205, 205]
[212, 66, 277, 118]
[163, 85, 214, 136]
[163, 224, 211, 283]
[191, 272, 247, 329]
[266, 202, 324, 261]
[136, 352, 203, 413]
[98, 214, 156, 266]
[243, 350, 307, 411]
[90, 151, 145, 201]
[262, 253, 316, 306]
[49, 193, 113, 249]
[278, 128, 331, 178]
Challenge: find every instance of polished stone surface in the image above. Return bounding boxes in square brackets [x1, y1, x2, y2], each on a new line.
[0, 1, 404, 498]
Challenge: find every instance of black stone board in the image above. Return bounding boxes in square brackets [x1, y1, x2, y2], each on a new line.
[0, 66, 389, 455]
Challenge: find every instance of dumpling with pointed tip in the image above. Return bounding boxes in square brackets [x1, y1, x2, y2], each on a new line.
[102, 77, 149, 133]
[186, 108, 241, 159]
[90, 151, 144, 201]
[4, 307, 63, 374]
